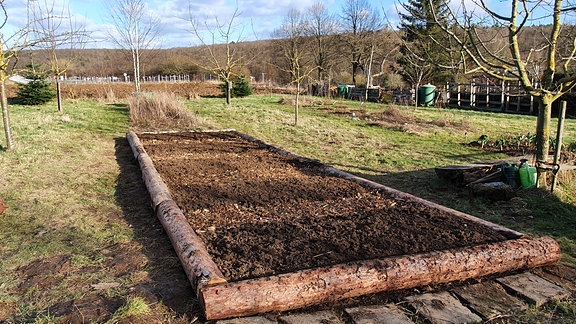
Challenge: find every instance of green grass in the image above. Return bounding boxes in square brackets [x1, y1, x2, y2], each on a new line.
[0, 100, 133, 321]
[1, 94, 575, 322]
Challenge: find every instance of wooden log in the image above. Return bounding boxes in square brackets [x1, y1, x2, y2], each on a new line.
[156, 200, 226, 294]
[322, 166, 523, 238]
[126, 131, 227, 294]
[127, 131, 172, 209]
[137, 153, 173, 208]
[126, 131, 146, 159]
[201, 237, 560, 320]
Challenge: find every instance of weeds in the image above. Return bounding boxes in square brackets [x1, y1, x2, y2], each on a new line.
[128, 92, 198, 130]
[108, 296, 150, 323]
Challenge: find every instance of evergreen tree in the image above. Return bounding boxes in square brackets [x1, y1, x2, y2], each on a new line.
[219, 75, 253, 98]
[398, 0, 458, 85]
[16, 64, 55, 106]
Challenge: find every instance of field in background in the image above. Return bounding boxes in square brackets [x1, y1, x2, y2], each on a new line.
[0, 92, 575, 322]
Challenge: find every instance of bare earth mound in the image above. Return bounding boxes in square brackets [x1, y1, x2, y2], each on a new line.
[139, 132, 511, 281]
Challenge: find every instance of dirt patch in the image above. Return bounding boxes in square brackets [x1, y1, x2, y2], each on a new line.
[323, 106, 474, 135]
[139, 132, 510, 282]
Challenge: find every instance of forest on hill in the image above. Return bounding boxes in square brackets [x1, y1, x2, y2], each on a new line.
[17, 23, 568, 91]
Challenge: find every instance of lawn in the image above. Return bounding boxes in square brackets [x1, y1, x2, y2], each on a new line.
[0, 94, 575, 322]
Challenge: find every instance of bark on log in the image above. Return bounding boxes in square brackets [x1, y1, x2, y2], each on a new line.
[156, 200, 227, 293]
[322, 166, 523, 239]
[201, 236, 560, 320]
[127, 131, 172, 208]
[126, 131, 227, 294]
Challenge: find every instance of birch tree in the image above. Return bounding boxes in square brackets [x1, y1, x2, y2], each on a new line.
[429, 0, 576, 186]
[107, 0, 161, 93]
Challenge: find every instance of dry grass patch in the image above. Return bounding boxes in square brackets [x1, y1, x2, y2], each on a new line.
[128, 92, 199, 130]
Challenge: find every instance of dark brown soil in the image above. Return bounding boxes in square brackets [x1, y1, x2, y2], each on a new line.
[140, 132, 510, 282]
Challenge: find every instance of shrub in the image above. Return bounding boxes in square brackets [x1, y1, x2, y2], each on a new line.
[219, 75, 253, 98]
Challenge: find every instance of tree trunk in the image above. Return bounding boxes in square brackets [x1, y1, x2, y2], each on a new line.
[56, 80, 62, 112]
[535, 96, 552, 187]
[295, 83, 300, 125]
[1, 79, 14, 151]
[226, 81, 232, 105]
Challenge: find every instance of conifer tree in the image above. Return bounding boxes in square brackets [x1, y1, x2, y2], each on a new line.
[15, 64, 55, 106]
[398, 0, 458, 85]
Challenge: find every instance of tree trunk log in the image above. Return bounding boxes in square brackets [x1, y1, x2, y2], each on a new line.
[201, 236, 560, 320]
[127, 131, 172, 208]
[157, 199, 227, 293]
[126, 131, 227, 294]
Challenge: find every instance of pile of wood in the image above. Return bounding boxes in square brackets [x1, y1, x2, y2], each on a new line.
[435, 163, 517, 200]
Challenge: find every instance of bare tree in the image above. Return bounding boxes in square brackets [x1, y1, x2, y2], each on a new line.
[304, 2, 338, 84]
[106, 0, 161, 92]
[274, 9, 316, 125]
[29, 0, 88, 112]
[429, 0, 576, 186]
[340, 0, 383, 85]
[0, 1, 37, 150]
[188, 6, 247, 105]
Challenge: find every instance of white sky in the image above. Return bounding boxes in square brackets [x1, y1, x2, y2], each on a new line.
[0, 0, 564, 49]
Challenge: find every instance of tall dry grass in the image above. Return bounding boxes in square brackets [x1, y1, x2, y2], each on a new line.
[128, 92, 198, 130]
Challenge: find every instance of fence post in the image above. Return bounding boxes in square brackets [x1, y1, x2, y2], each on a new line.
[500, 80, 506, 112]
[470, 83, 476, 108]
[457, 85, 461, 107]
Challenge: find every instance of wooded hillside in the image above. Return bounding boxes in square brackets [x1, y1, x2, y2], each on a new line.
[14, 24, 571, 90]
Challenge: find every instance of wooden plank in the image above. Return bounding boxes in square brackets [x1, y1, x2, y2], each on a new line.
[345, 305, 414, 324]
[201, 237, 560, 320]
[497, 272, 570, 306]
[405, 292, 482, 324]
[452, 281, 526, 320]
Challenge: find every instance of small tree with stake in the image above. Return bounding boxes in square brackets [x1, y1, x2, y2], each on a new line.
[15, 64, 55, 106]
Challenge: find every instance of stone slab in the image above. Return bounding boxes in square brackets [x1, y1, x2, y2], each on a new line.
[345, 304, 415, 324]
[278, 310, 343, 324]
[216, 316, 276, 324]
[452, 281, 526, 320]
[533, 265, 576, 291]
[405, 291, 482, 324]
[496, 272, 570, 307]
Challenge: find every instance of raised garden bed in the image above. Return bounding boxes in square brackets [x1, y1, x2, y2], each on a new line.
[127, 130, 560, 320]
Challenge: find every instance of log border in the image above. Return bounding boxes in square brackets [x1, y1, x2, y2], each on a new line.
[127, 130, 560, 321]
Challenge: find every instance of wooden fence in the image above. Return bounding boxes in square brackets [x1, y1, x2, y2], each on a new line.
[445, 82, 535, 114]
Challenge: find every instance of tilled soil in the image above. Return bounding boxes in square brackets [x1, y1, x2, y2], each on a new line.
[140, 132, 510, 282]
